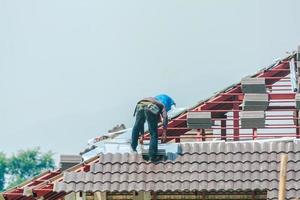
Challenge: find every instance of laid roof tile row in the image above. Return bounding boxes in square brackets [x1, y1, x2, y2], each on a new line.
[269, 190, 300, 200]
[180, 140, 299, 153]
[90, 161, 300, 174]
[91, 153, 300, 168]
[62, 171, 300, 183]
[92, 140, 300, 164]
[54, 180, 298, 192]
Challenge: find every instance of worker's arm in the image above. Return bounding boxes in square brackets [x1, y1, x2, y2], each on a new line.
[161, 106, 168, 128]
[161, 107, 168, 142]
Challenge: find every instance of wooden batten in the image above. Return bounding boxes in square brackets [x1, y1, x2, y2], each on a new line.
[133, 191, 151, 200]
[94, 192, 107, 200]
[75, 192, 86, 200]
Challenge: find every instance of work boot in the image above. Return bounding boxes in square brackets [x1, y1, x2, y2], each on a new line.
[149, 156, 160, 162]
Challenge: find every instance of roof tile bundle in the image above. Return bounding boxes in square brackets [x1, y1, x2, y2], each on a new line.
[240, 111, 265, 128]
[297, 45, 300, 76]
[54, 139, 300, 200]
[296, 93, 300, 110]
[187, 112, 212, 129]
[242, 93, 269, 111]
[60, 155, 82, 171]
[241, 77, 266, 93]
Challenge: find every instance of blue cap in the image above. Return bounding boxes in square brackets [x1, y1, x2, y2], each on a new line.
[154, 94, 175, 112]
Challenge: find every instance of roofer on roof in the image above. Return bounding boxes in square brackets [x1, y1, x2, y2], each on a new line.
[131, 94, 176, 161]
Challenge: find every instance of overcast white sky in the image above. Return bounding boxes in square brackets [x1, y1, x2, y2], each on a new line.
[1, 0, 300, 158]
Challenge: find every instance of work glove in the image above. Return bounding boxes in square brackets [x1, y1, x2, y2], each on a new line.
[162, 129, 167, 143]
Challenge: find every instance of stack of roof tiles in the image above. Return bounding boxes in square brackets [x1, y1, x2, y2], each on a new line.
[54, 139, 300, 200]
[186, 112, 212, 129]
[295, 93, 300, 110]
[241, 77, 267, 128]
[297, 46, 300, 74]
[297, 46, 300, 105]
[59, 155, 82, 171]
[241, 77, 266, 93]
[240, 111, 265, 128]
[242, 93, 269, 111]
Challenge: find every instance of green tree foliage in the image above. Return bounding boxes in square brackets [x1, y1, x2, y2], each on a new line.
[0, 152, 7, 191]
[0, 148, 55, 191]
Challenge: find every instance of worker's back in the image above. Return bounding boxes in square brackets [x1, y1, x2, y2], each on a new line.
[154, 94, 175, 112]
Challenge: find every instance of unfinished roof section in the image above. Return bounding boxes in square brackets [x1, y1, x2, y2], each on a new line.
[141, 53, 299, 143]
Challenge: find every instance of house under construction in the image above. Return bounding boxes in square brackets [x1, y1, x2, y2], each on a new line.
[2, 47, 300, 200]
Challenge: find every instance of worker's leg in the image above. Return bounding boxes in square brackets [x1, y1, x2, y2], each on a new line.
[131, 105, 145, 151]
[145, 110, 159, 160]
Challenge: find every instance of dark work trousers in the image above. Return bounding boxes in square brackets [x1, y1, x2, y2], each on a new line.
[131, 104, 159, 160]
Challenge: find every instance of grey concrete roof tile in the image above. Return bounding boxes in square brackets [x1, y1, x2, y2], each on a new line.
[54, 182, 65, 192]
[268, 180, 279, 190]
[287, 171, 297, 181]
[102, 182, 112, 191]
[267, 190, 278, 199]
[112, 163, 122, 172]
[188, 162, 200, 171]
[286, 189, 300, 200]
[180, 181, 192, 191]
[223, 181, 234, 190]
[110, 182, 120, 191]
[253, 142, 262, 152]
[145, 182, 156, 191]
[118, 182, 129, 191]
[224, 143, 235, 153]
[269, 141, 279, 152]
[294, 140, 300, 150]
[65, 182, 76, 193]
[92, 182, 102, 191]
[266, 171, 277, 181]
[103, 163, 113, 172]
[106, 153, 119, 163]
[267, 152, 277, 162]
[286, 141, 295, 151]
[278, 141, 289, 152]
[286, 180, 299, 190]
[220, 142, 228, 152]
[294, 151, 300, 160]
[268, 162, 278, 171]
[261, 141, 270, 152]
[118, 163, 129, 173]
[180, 143, 189, 153]
[259, 162, 269, 171]
[120, 153, 130, 163]
[85, 182, 93, 192]
[90, 163, 99, 172]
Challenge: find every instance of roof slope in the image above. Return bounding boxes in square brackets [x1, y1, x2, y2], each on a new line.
[54, 139, 300, 200]
[2, 51, 299, 200]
